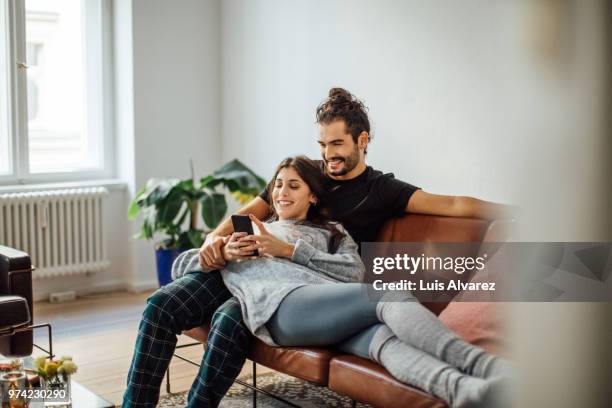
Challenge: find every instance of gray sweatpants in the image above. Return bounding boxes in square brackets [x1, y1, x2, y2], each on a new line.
[266, 283, 511, 408]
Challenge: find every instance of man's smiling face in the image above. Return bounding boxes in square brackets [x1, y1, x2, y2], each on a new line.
[317, 120, 362, 179]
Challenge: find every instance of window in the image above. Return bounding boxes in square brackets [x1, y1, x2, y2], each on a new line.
[0, 0, 113, 184]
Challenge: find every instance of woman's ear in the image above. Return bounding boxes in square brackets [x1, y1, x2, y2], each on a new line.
[309, 194, 318, 206]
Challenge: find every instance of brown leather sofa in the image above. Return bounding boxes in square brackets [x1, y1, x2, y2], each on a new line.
[181, 214, 505, 407]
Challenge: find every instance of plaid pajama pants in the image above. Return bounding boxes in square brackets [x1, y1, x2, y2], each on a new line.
[123, 271, 251, 408]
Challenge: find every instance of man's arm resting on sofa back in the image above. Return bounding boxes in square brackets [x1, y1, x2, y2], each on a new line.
[406, 190, 516, 220]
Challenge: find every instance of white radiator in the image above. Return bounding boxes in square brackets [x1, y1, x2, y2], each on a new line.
[0, 187, 110, 278]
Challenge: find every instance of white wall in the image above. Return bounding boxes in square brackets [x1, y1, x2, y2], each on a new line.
[220, 0, 569, 204]
[127, 0, 222, 289]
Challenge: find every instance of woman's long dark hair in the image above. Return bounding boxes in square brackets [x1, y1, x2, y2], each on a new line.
[265, 156, 345, 253]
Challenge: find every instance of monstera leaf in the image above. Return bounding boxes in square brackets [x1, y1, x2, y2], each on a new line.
[200, 192, 227, 229]
[128, 178, 181, 219]
[200, 159, 266, 195]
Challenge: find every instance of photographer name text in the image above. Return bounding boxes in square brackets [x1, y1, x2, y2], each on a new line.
[371, 279, 495, 291]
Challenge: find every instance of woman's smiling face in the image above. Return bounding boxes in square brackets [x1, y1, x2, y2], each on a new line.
[272, 166, 317, 220]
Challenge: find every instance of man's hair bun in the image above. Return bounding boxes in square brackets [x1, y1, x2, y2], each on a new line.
[328, 87, 352, 100]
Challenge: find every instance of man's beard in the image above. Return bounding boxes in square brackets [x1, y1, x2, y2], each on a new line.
[324, 145, 360, 176]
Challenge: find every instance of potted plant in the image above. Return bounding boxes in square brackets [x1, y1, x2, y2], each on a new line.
[128, 159, 266, 286]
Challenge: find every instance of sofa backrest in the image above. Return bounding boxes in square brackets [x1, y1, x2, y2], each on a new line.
[376, 214, 493, 315]
[377, 214, 491, 243]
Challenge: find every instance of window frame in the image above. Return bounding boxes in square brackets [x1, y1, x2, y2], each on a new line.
[0, 0, 114, 186]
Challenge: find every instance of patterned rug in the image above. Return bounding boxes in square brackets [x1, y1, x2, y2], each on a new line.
[158, 371, 372, 407]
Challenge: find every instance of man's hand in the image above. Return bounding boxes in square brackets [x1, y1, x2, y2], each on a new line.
[245, 215, 295, 259]
[199, 234, 227, 270]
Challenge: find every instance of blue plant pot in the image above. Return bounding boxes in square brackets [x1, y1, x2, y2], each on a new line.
[155, 248, 185, 286]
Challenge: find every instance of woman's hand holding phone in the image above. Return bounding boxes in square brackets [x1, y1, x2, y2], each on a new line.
[223, 232, 260, 262]
[246, 215, 295, 259]
[226, 214, 295, 260]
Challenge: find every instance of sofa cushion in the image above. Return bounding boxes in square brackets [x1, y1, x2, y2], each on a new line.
[182, 325, 339, 385]
[328, 355, 446, 408]
[438, 302, 507, 356]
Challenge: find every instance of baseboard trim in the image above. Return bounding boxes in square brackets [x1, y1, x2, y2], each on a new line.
[32, 278, 158, 301]
[126, 279, 159, 293]
[33, 279, 128, 302]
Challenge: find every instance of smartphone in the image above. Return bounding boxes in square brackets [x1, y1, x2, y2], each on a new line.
[231, 214, 257, 256]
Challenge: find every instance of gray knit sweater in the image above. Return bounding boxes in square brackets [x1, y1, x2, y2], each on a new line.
[171, 219, 364, 345]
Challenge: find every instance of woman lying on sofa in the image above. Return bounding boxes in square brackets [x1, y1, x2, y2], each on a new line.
[172, 156, 511, 408]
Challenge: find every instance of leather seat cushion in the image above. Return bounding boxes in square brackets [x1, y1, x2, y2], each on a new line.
[328, 355, 447, 408]
[183, 326, 209, 343]
[182, 325, 339, 385]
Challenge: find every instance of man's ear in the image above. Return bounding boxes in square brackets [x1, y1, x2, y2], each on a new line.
[358, 132, 369, 150]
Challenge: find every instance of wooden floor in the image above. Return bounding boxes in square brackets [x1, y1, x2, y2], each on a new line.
[32, 290, 268, 407]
